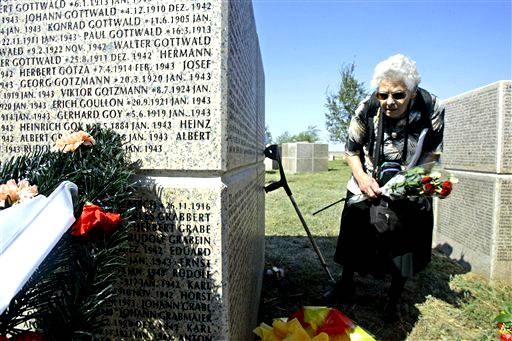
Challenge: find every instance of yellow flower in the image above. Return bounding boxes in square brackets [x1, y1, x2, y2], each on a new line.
[52, 131, 96, 153]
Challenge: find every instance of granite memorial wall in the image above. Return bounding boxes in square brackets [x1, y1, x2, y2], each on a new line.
[0, 0, 265, 339]
[434, 81, 512, 283]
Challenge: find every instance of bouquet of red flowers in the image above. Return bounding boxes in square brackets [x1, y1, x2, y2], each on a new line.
[348, 163, 457, 205]
[496, 305, 512, 341]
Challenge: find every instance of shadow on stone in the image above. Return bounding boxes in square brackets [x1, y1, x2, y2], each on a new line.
[434, 242, 472, 272]
[258, 236, 471, 341]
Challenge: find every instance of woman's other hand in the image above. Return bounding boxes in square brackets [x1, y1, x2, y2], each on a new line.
[355, 173, 381, 198]
[346, 154, 381, 198]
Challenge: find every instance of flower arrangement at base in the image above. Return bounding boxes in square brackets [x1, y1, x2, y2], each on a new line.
[348, 163, 457, 205]
[495, 304, 512, 341]
[0, 126, 136, 339]
[254, 307, 375, 341]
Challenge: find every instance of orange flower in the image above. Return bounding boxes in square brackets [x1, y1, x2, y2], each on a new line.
[52, 131, 95, 153]
[0, 180, 20, 207]
[0, 179, 38, 208]
[17, 180, 39, 201]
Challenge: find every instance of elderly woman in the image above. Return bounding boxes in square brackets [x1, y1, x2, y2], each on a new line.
[332, 54, 444, 320]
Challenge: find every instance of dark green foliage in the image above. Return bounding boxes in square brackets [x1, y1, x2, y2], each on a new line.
[275, 131, 293, 144]
[325, 62, 367, 143]
[293, 125, 320, 143]
[0, 126, 137, 340]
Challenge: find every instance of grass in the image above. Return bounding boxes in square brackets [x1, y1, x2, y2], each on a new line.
[264, 159, 351, 237]
[258, 160, 512, 341]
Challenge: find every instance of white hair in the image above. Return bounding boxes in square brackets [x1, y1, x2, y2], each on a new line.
[370, 54, 421, 92]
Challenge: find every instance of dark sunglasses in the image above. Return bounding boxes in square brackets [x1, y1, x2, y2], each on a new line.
[376, 91, 407, 101]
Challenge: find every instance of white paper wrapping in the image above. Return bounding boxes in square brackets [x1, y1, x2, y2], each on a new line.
[0, 181, 78, 314]
[0, 196, 48, 255]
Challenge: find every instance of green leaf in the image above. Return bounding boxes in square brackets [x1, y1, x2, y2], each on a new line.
[303, 306, 330, 325]
[494, 313, 512, 323]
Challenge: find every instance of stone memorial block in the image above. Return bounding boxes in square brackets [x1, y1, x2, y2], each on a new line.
[264, 157, 277, 171]
[328, 151, 343, 161]
[0, 0, 265, 338]
[434, 81, 512, 283]
[441, 81, 512, 173]
[281, 142, 328, 173]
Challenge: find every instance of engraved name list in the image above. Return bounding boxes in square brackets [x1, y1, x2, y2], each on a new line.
[0, 0, 221, 170]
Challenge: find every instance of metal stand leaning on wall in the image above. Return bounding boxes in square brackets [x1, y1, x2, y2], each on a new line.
[263, 144, 335, 282]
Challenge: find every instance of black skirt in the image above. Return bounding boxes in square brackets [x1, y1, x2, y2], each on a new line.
[333, 192, 434, 278]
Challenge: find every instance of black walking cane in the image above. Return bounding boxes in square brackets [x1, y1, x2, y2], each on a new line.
[264, 144, 335, 282]
[312, 198, 345, 216]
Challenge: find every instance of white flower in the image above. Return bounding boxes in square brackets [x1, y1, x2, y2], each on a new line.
[449, 176, 459, 184]
[429, 171, 442, 179]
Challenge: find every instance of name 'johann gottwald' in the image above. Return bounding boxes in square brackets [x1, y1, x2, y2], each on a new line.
[25, 10, 211, 37]
[22, 8, 160, 27]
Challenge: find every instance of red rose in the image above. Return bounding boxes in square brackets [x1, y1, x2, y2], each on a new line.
[423, 183, 436, 195]
[439, 181, 453, 198]
[442, 181, 453, 191]
[0, 332, 47, 341]
[421, 176, 433, 184]
[71, 204, 121, 238]
[501, 333, 512, 341]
